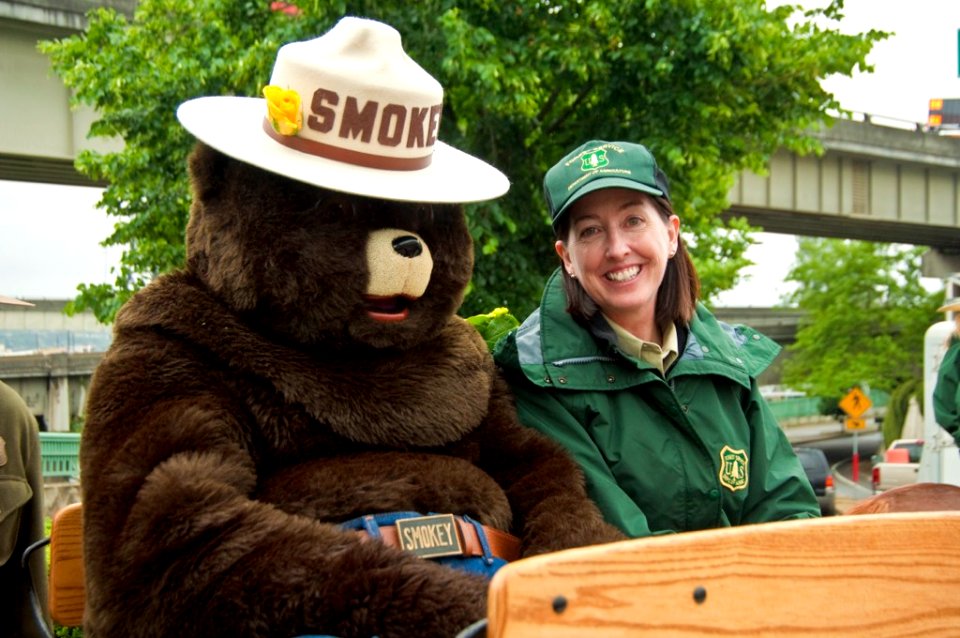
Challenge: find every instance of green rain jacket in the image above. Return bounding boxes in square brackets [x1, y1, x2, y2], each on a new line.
[932, 338, 960, 446]
[493, 269, 820, 537]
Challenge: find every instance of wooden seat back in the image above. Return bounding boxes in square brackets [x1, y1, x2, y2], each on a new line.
[486, 512, 960, 637]
[845, 482, 960, 514]
[48, 502, 85, 627]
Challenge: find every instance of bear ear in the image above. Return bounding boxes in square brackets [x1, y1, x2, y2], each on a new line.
[188, 142, 231, 201]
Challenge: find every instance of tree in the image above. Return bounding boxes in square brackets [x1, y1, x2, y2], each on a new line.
[41, 0, 884, 323]
[780, 238, 942, 400]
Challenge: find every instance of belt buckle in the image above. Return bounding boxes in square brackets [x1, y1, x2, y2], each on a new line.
[395, 513, 464, 559]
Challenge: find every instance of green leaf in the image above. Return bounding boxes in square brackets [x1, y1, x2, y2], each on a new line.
[465, 307, 520, 351]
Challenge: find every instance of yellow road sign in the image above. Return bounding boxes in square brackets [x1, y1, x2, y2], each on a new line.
[839, 387, 872, 418]
[845, 417, 867, 431]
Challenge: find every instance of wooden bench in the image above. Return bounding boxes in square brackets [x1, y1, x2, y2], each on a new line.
[486, 511, 960, 637]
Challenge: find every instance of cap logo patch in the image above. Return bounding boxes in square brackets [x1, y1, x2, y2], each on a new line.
[719, 445, 748, 492]
[579, 149, 609, 171]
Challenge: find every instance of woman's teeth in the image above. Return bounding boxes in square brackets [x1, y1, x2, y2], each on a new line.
[606, 265, 640, 282]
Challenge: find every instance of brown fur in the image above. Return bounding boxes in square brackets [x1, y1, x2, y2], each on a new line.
[844, 482, 960, 515]
[80, 144, 624, 638]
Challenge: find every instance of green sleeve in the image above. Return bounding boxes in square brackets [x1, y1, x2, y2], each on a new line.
[508, 382, 659, 538]
[933, 342, 960, 446]
[740, 381, 821, 524]
[0, 382, 40, 566]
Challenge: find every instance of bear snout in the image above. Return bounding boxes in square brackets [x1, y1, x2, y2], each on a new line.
[364, 229, 433, 322]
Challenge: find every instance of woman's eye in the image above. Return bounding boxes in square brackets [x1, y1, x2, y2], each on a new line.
[626, 216, 644, 228]
[579, 226, 600, 239]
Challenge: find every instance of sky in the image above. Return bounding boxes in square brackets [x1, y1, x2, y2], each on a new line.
[2, 0, 960, 304]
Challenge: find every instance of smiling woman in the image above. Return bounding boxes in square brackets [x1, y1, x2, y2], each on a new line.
[493, 139, 822, 539]
[0, 180, 121, 300]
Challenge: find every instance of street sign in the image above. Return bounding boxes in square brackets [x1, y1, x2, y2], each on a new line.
[839, 387, 872, 418]
[845, 417, 867, 432]
[928, 97, 960, 129]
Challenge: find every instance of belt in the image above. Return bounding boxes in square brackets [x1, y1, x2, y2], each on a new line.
[355, 513, 521, 562]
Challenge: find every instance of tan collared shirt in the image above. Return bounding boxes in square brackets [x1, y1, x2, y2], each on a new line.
[604, 315, 679, 374]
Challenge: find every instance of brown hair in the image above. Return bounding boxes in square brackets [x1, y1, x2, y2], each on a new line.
[554, 194, 700, 328]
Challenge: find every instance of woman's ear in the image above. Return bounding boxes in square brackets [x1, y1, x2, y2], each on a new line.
[555, 239, 573, 275]
[667, 214, 680, 255]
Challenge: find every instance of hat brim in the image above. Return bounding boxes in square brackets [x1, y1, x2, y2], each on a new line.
[177, 97, 510, 204]
[939, 298, 960, 313]
[0, 295, 34, 307]
[552, 176, 664, 226]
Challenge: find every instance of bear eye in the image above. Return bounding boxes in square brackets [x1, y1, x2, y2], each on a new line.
[415, 204, 435, 223]
[294, 193, 357, 223]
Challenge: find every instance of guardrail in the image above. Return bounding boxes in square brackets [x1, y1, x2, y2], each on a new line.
[39, 431, 81, 480]
[768, 392, 888, 425]
[767, 397, 823, 422]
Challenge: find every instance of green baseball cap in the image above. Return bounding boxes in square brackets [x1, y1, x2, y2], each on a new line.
[544, 140, 670, 228]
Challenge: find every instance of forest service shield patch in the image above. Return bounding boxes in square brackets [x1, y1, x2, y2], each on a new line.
[719, 445, 748, 492]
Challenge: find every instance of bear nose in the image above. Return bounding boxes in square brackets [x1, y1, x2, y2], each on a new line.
[392, 235, 423, 258]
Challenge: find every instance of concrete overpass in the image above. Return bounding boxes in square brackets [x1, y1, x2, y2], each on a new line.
[725, 118, 960, 274]
[0, 299, 110, 431]
[0, 0, 134, 185]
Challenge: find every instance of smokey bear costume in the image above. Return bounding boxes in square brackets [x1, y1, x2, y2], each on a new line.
[80, 16, 623, 638]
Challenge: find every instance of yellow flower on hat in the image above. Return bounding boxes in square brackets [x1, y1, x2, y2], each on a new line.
[263, 85, 302, 136]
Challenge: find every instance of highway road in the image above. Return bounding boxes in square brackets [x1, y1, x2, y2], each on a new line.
[785, 419, 882, 511]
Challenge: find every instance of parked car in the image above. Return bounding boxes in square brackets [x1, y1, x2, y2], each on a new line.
[793, 446, 836, 516]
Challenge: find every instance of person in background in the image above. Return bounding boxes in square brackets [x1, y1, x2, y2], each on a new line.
[0, 294, 49, 637]
[494, 140, 819, 537]
[932, 298, 960, 449]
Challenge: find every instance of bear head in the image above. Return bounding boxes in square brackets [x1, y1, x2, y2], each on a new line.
[184, 143, 474, 353]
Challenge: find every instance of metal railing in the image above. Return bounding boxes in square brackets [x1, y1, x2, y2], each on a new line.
[38, 432, 81, 480]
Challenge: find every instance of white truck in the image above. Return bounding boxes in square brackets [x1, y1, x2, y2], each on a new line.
[871, 438, 923, 493]
[872, 318, 960, 494]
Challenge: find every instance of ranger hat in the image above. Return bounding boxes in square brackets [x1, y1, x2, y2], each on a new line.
[176, 16, 509, 204]
[938, 298, 960, 313]
[544, 140, 670, 228]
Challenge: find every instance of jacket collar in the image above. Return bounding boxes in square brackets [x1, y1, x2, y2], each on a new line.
[510, 268, 779, 391]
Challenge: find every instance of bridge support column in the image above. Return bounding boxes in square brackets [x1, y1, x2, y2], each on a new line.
[46, 375, 71, 432]
[922, 249, 960, 280]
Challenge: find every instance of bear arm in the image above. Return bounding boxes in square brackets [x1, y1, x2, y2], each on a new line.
[470, 377, 626, 556]
[259, 451, 514, 531]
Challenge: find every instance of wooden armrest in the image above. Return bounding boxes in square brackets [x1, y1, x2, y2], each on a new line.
[487, 512, 960, 637]
[49, 502, 85, 627]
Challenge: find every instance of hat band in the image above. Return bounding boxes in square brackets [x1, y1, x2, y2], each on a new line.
[262, 118, 431, 171]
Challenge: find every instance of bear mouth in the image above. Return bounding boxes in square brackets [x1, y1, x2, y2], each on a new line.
[363, 295, 415, 322]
